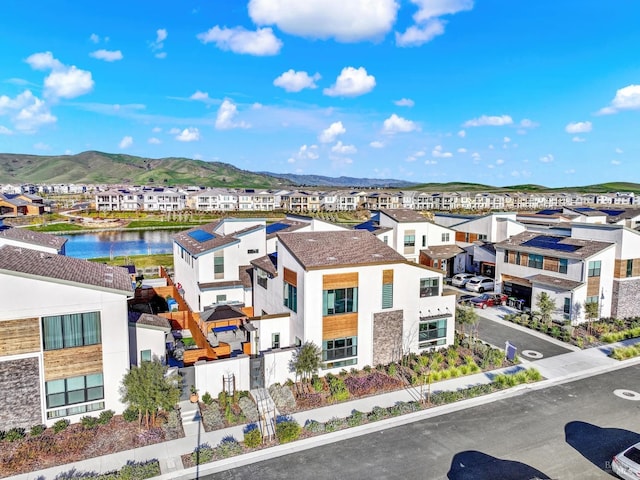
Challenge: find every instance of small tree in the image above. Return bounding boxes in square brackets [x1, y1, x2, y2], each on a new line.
[536, 292, 556, 326]
[120, 359, 181, 429]
[289, 341, 322, 383]
[456, 305, 479, 340]
[584, 300, 600, 335]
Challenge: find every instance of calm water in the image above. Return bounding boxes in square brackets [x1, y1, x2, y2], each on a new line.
[62, 229, 179, 259]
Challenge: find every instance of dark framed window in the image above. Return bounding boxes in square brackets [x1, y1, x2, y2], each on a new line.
[284, 282, 297, 312]
[247, 248, 259, 254]
[323, 287, 358, 315]
[559, 258, 568, 274]
[588, 260, 601, 277]
[419, 319, 447, 349]
[504, 249, 509, 263]
[528, 254, 543, 269]
[42, 312, 101, 351]
[214, 251, 224, 279]
[272, 333, 280, 349]
[140, 350, 152, 362]
[257, 268, 268, 289]
[442, 233, 450, 242]
[563, 298, 571, 319]
[420, 277, 439, 297]
[46, 373, 104, 409]
[323, 336, 357, 361]
[627, 259, 633, 278]
[404, 235, 415, 247]
[422, 235, 426, 247]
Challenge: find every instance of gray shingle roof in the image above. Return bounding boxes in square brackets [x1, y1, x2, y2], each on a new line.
[251, 255, 277, 276]
[420, 244, 465, 260]
[173, 221, 237, 256]
[0, 245, 133, 294]
[528, 274, 583, 291]
[380, 208, 431, 223]
[0, 227, 67, 251]
[277, 230, 406, 270]
[495, 231, 613, 260]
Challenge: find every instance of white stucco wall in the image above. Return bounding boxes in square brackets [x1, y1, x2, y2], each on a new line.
[128, 325, 167, 366]
[194, 355, 251, 397]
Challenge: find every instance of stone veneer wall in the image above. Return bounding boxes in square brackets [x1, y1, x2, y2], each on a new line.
[372, 310, 404, 366]
[0, 357, 42, 430]
[612, 278, 640, 319]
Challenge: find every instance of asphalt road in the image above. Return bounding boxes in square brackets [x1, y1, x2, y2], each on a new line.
[204, 365, 640, 480]
[474, 308, 573, 360]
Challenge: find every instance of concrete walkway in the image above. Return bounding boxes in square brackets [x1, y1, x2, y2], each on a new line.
[7, 338, 640, 480]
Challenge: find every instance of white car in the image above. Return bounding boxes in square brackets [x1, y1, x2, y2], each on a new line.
[465, 276, 495, 293]
[613, 442, 640, 480]
[451, 273, 475, 288]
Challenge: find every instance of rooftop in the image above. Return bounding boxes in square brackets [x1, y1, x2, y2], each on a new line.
[495, 231, 613, 259]
[380, 208, 431, 223]
[0, 226, 67, 251]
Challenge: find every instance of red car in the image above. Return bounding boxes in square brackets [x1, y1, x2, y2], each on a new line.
[469, 293, 508, 309]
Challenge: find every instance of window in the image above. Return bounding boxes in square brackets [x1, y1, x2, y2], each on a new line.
[588, 260, 601, 277]
[247, 248, 259, 254]
[478, 234, 488, 241]
[382, 270, 393, 309]
[42, 312, 101, 351]
[323, 287, 358, 315]
[420, 277, 439, 297]
[559, 258, 568, 274]
[272, 333, 280, 349]
[528, 254, 543, 269]
[284, 282, 297, 312]
[516, 251, 521, 265]
[216, 294, 227, 303]
[627, 259, 634, 278]
[214, 251, 224, 279]
[257, 268, 268, 289]
[422, 235, 426, 247]
[586, 295, 599, 304]
[419, 319, 447, 348]
[140, 350, 152, 362]
[383, 236, 388, 244]
[504, 250, 509, 263]
[323, 337, 357, 361]
[442, 233, 450, 242]
[404, 234, 415, 247]
[46, 373, 104, 409]
[563, 298, 571, 319]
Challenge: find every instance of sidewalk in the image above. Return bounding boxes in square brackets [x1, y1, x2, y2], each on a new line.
[7, 338, 640, 480]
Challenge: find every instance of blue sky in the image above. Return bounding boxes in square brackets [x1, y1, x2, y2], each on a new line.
[1, 0, 640, 187]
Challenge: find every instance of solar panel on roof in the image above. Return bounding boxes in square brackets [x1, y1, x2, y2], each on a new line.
[354, 220, 378, 232]
[599, 209, 625, 216]
[574, 207, 596, 212]
[188, 229, 215, 242]
[537, 209, 562, 216]
[522, 235, 580, 253]
[266, 222, 290, 235]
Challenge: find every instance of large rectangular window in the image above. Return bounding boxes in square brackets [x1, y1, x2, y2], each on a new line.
[46, 373, 104, 409]
[214, 251, 224, 279]
[42, 312, 101, 351]
[382, 269, 393, 309]
[419, 319, 447, 349]
[404, 234, 415, 247]
[559, 258, 568, 274]
[442, 233, 450, 242]
[588, 260, 601, 277]
[322, 287, 358, 315]
[257, 268, 268, 289]
[284, 282, 297, 312]
[323, 336, 357, 362]
[563, 298, 571, 320]
[420, 277, 439, 297]
[528, 254, 543, 269]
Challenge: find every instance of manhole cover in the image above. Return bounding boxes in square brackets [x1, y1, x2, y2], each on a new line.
[614, 389, 640, 401]
[521, 350, 543, 359]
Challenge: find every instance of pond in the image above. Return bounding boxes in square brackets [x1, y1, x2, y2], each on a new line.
[62, 229, 179, 259]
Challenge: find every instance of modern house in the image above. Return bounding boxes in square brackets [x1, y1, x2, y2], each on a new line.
[0, 224, 67, 255]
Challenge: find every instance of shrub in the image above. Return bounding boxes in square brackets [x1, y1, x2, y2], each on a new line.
[4, 427, 26, 442]
[347, 410, 364, 427]
[363, 365, 372, 373]
[525, 368, 543, 381]
[81, 416, 99, 429]
[324, 417, 346, 432]
[275, 416, 301, 444]
[218, 391, 228, 409]
[243, 424, 262, 448]
[118, 459, 161, 479]
[328, 376, 350, 402]
[122, 407, 138, 423]
[201, 392, 214, 405]
[191, 443, 214, 465]
[30, 424, 46, 437]
[387, 363, 397, 376]
[217, 436, 243, 458]
[304, 419, 326, 434]
[367, 406, 387, 422]
[98, 409, 114, 425]
[53, 418, 70, 433]
[312, 377, 324, 392]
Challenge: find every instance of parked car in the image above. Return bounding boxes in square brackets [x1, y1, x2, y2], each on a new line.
[465, 276, 495, 293]
[469, 293, 508, 309]
[451, 273, 475, 288]
[612, 441, 640, 480]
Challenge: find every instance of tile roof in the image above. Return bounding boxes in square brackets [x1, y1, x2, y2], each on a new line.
[0, 227, 67, 251]
[528, 274, 583, 291]
[495, 231, 613, 259]
[251, 254, 278, 276]
[0, 245, 133, 294]
[265, 219, 307, 239]
[380, 208, 431, 223]
[128, 311, 171, 330]
[172, 221, 237, 256]
[278, 230, 406, 270]
[420, 244, 465, 260]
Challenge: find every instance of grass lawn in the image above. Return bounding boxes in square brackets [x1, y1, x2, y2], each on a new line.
[125, 220, 203, 229]
[89, 253, 174, 269]
[27, 223, 86, 232]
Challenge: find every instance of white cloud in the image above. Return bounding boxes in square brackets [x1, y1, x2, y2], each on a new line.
[432, 145, 452, 158]
[463, 115, 513, 127]
[155, 52, 167, 59]
[215, 99, 250, 129]
[176, 127, 200, 142]
[149, 29, 167, 58]
[190, 91, 212, 102]
[0, 125, 12, 135]
[273, 70, 320, 92]
[424, 159, 438, 165]
[565, 121, 592, 134]
[33, 142, 50, 150]
[370, 140, 384, 148]
[197, 26, 282, 56]
[331, 141, 357, 154]
[248, 0, 399, 42]
[615, 147, 623, 154]
[168, 127, 181, 135]
[394, 98, 415, 107]
[152, 126, 162, 133]
[298, 144, 319, 160]
[90, 33, 100, 44]
[323, 66, 375, 97]
[572, 136, 586, 143]
[565, 169, 575, 175]
[457, 129, 466, 138]
[0, 90, 57, 133]
[519, 118, 539, 128]
[457, 147, 467, 153]
[44, 66, 94, 99]
[25, 51, 62, 70]
[382, 113, 418, 134]
[156, 29, 167, 43]
[119, 136, 133, 149]
[503, 136, 511, 143]
[89, 49, 123, 62]
[539, 154, 554, 163]
[396, 0, 473, 47]
[598, 84, 640, 115]
[612, 159, 621, 165]
[488, 144, 494, 150]
[406, 150, 425, 162]
[495, 158, 505, 165]
[148, 137, 162, 144]
[319, 121, 346, 143]
[471, 152, 481, 161]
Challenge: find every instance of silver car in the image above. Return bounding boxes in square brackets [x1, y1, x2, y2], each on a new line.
[613, 442, 640, 479]
[465, 276, 495, 293]
[451, 273, 474, 288]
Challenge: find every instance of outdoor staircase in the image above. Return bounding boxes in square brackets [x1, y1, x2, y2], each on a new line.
[178, 399, 202, 437]
[250, 387, 278, 439]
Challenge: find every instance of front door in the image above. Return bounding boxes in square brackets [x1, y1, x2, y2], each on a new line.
[249, 356, 265, 389]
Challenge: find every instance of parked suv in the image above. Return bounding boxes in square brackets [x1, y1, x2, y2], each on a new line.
[465, 276, 495, 293]
[451, 273, 475, 288]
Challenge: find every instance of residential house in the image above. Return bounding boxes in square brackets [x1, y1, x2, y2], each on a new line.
[0, 224, 67, 255]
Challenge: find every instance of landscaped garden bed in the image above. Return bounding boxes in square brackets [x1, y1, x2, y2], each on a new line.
[199, 390, 258, 432]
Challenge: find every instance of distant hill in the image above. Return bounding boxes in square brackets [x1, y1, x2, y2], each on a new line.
[259, 172, 415, 188]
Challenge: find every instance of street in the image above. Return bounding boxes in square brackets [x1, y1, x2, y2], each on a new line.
[205, 365, 640, 479]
